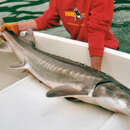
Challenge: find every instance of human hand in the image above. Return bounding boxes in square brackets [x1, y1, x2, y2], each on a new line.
[18, 20, 38, 31]
[90, 56, 102, 71]
[0, 22, 19, 35]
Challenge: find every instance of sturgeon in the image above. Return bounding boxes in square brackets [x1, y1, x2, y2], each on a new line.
[0, 26, 130, 116]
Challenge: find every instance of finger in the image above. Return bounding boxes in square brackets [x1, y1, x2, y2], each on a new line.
[0, 25, 6, 32]
[11, 25, 19, 35]
[0, 34, 5, 40]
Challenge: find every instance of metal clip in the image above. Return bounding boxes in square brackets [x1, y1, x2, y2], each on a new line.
[74, 8, 83, 22]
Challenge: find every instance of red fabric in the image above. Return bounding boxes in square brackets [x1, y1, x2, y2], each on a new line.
[34, 0, 119, 56]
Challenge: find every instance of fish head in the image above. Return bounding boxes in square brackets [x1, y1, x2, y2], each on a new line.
[93, 81, 130, 115]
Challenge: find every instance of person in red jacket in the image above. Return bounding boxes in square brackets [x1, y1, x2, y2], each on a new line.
[0, 0, 118, 71]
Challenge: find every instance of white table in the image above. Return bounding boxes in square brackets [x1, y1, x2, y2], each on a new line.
[0, 76, 129, 130]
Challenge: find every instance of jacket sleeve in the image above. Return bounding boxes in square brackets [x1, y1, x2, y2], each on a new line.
[87, 0, 114, 56]
[34, 0, 60, 30]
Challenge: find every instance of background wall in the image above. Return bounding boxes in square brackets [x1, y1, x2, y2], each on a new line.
[0, 0, 129, 53]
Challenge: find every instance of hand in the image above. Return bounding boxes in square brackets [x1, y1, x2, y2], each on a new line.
[90, 56, 102, 71]
[0, 22, 19, 35]
[18, 20, 38, 31]
[0, 34, 5, 40]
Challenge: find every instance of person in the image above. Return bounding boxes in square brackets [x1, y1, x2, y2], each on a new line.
[0, 0, 119, 71]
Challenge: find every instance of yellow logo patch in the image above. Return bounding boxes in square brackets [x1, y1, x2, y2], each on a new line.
[65, 11, 85, 18]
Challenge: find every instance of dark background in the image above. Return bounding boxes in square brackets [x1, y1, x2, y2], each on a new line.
[0, 0, 130, 53]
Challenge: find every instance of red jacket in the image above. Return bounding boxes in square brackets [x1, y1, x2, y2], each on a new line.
[35, 0, 119, 56]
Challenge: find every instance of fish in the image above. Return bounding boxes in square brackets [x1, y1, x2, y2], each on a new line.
[0, 20, 130, 116]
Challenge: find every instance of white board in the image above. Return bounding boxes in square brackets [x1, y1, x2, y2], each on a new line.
[0, 76, 113, 130]
[0, 52, 27, 90]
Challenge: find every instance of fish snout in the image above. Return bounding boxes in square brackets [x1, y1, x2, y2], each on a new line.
[93, 81, 130, 115]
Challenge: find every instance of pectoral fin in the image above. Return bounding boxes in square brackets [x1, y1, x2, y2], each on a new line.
[46, 86, 85, 97]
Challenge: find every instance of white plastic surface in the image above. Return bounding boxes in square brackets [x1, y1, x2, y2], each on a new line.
[0, 76, 129, 130]
[99, 114, 130, 130]
[0, 76, 113, 130]
[0, 52, 27, 90]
